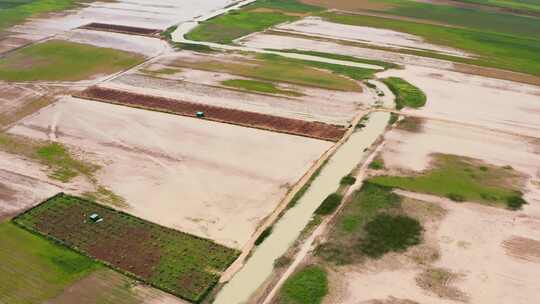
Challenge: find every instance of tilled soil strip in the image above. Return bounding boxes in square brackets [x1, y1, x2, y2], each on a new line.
[75, 87, 346, 142]
[78, 23, 162, 37]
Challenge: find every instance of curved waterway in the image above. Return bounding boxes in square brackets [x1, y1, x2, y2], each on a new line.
[214, 111, 390, 304]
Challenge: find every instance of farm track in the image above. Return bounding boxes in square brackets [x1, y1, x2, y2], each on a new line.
[78, 23, 162, 37]
[75, 87, 347, 142]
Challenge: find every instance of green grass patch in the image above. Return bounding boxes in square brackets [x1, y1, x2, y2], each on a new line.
[454, 0, 540, 15]
[0, 40, 144, 81]
[314, 193, 343, 215]
[360, 214, 422, 258]
[319, 12, 540, 76]
[369, 154, 528, 209]
[280, 265, 328, 304]
[14, 193, 240, 303]
[340, 174, 357, 185]
[187, 11, 297, 44]
[382, 77, 426, 109]
[187, 0, 322, 44]
[221, 79, 304, 96]
[0, 133, 98, 183]
[0, 222, 99, 303]
[369, 159, 385, 170]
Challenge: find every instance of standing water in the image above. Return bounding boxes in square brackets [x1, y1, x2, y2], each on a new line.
[214, 112, 390, 304]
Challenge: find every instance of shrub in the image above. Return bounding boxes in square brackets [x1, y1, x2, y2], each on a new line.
[447, 193, 465, 202]
[360, 214, 422, 258]
[369, 159, 384, 170]
[315, 193, 343, 215]
[340, 175, 357, 186]
[506, 195, 527, 210]
[255, 226, 273, 245]
[281, 265, 328, 304]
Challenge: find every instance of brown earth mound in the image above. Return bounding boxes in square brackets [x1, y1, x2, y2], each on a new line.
[75, 87, 347, 142]
[79, 23, 162, 37]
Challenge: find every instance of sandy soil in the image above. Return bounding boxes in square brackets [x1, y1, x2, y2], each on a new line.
[238, 33, 456, 70]
[103, 70, 365, 126]
[330, 195, 540, 304]
[7, 98, 332, 249]
[0, 0, 236, 54]
[377, 65, 540, 138]
[382, 119, 540, 214]
[0, 151, 65, 221]
[273, 17, 470, 58]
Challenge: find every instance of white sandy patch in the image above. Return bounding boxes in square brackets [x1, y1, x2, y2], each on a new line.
[238, 33, 456, 70]
[274, 17, 470, 58]
[8, 98, 332, 249]
[378, 65, 540, 138]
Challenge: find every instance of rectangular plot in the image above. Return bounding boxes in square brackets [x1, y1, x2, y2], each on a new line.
[76, 87, 347, 142]
[14, 193, 240, 303]
[79, 23, 162, 37]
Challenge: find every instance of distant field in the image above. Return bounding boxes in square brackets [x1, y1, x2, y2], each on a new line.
[0, 0, 83, 31]
[187, 0, 322, 43]
[320, 12, 540, 76]
[0, 221, 99, 303]
[0, 40, 144, 81]
[454, 0, 540, 14]
[14, 194, 239, 303]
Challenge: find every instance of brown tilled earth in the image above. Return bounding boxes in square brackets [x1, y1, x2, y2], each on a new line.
[76, 87, 347, 142]
[79, 23, 162, 37]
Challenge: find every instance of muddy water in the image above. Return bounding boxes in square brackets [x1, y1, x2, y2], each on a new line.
[213, 111, 390, 304]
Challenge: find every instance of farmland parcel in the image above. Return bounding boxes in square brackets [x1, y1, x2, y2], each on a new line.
[14, 193, 239, 303]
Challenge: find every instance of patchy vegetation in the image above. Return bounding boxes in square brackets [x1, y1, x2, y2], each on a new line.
[280, 265, 328, 304]
[14, 194, 239, 303]
[416, 268, 468, 302]
[222, 79, 303, 96]
[320, 12, 540, 76]
[0, 0, 86, 31]
[396, 116, 424, 132]
[0, 40, 144, 81]
[187, 0, 322, 44]
[0, 133, 98, 183]
[382, 77, 426, 109]
[269, 49, 399, 69]
[0, 222, 99, 303]
[370, 154, 528, 209]
[314, 193, 343, 215]
[316, 183, 406, 264]
[360, 214, 422, 258]
[340, 174, 357, 186]
[369, 158, 385, 170]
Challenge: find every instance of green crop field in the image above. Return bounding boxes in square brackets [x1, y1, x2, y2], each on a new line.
[14, 194, 239, 303]
[454, 0, 540, 15]
[0, 221, 99, 304]
[382, 77, 426, 109]
[0, 40, 144, 81]
[370, 154, 528, 209]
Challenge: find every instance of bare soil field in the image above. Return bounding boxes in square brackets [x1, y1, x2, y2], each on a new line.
[0, 0, 235, 54]
[0, 83, 53, 127]
[78, 23, 162, 37]
[381, 119, 540, 214]
[326, 195, 540, 304]
[77, 86, 347, 142]
[271, 17, 470, 58]
[7, 97, 333, 249]
[377, 65, 540, 138]
[105, 67, 365, 126]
